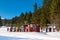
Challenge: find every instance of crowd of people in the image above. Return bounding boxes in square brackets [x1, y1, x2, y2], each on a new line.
[7, 27, 21, 32]
[7, 24, 56, 32]
[7, 26, 44, 32]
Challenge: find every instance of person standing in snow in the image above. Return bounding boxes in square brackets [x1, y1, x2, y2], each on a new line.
[40, 27, 43, 32]
[7, 27, 9, 31]
[46, 27, 48, 32]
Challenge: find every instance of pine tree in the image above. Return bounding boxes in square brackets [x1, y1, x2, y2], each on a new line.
[40, 8, 46, 27]
[40, 0, 51, 27]
[28, 11, 32, 24]
[47, 0, 60, 30]
[0, 16, 2, 26]
[19, 12, 25, 24]
[34, 2, 37, 12]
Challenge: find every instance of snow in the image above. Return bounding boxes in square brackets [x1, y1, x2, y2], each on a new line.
[0, 27, 60, 40]
[1, 17, 4, 19]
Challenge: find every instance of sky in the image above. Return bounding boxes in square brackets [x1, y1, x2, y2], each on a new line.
[0, 0, 43, 19]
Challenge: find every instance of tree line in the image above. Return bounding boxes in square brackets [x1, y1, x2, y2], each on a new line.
[0, 0, 60, 29]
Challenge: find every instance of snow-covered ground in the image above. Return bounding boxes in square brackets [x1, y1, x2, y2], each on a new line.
[0, 27, 60, 40]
